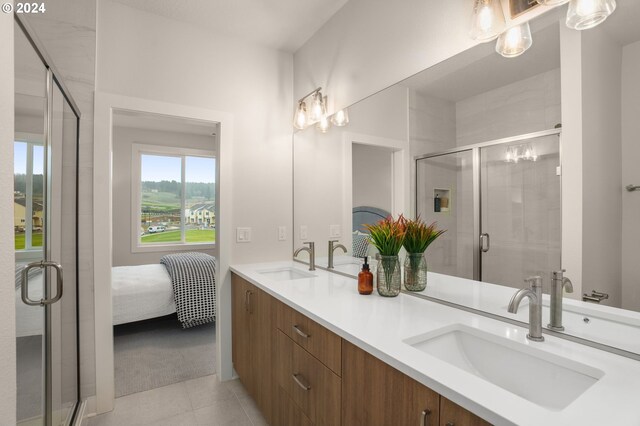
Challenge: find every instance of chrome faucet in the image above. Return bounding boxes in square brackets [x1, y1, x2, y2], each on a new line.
[294, 242, 315, 271]
[548, 269, 573, 331]
[508, 276, 544, 342]
[327, 240, 347, 269]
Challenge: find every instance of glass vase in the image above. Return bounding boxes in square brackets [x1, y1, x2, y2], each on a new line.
[376, 255, 401, 297]
[404, 253, 427, 292]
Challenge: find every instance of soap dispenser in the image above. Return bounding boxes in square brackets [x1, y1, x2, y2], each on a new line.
[358, 256, 373, 295]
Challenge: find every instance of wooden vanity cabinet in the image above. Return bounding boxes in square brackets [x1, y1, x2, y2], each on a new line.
[440, 397, 491, 426]
[342, 340, 440, 426]
[231, 275, 273, 423]
[231, 273, 492, 426]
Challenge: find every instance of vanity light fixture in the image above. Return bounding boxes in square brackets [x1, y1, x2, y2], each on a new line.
[331, 108, 350, 127]
[469, 0, 507, 42]
[566, 0, 616, 30]
[293, 87, 326, 130]
[496, 22, 533, 58]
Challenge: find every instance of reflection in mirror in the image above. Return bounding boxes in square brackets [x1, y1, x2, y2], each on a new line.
[293, 3, 640, 356]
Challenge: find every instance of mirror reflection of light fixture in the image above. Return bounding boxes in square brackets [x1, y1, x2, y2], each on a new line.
[496, 22, 533, 58]
[331, 109, 349, 127]
[316, 115, 331, 133]
[504, 143, 538, 163]
[292, 87, 326, 130]
[469, 0, 507, 42]
[566, 0, 616, 30]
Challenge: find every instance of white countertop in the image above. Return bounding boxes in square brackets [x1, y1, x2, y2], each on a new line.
[231, 261, 640, 426]
[306, 256, 640, 354]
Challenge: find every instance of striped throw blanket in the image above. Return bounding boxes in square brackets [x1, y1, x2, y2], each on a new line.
[160, 252, 216, 329]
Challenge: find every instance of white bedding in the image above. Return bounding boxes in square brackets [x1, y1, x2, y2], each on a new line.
[112, 264, 176, 325]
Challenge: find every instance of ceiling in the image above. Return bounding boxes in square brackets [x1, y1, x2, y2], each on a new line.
[109, 0, 349, 52]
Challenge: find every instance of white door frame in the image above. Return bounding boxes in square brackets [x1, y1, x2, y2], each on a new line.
[341, 131, 410, 250]
[93, 92, 234, 413]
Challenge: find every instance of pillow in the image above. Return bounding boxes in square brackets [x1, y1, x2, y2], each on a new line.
[352, 231, 370, 259]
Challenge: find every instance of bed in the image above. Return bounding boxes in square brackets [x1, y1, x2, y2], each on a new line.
[352, 206, 391, 258]
[112, 253, 217, 328]
[112, 264, 176, 325]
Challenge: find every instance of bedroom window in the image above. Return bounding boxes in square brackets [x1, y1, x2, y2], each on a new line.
[132, 144, 216, 251]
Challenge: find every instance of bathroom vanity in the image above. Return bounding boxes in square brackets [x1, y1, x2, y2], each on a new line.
[231, 262, 640, 426]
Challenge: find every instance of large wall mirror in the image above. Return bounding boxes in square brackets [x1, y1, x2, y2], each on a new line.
[293, 3, 640, 357]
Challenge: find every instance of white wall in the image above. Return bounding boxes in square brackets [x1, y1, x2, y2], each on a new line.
[580, 28, 623, 307]
[352, 144, 393, 212]
[0, 7, 16, 424]
[111, 126, 216, 266]
[456, 68, 562, 146]
[621, 40, 640, 311]
[97, 0, 293, 264]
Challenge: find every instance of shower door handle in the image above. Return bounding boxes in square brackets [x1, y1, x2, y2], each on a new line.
[480, 233, 490, 253]
[21, 261, 64, 307]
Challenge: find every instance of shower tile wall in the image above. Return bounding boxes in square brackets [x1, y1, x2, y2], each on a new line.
[411, 68, 562, 285]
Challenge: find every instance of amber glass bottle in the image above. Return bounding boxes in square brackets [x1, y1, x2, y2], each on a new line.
[358, 257, 373, 295]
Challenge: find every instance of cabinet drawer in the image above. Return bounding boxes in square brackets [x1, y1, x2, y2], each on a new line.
[276, 330, 341, 426]
[273, 385, 314, 426]
[275, 299, 342, 375]
[440, 397, 491, 426]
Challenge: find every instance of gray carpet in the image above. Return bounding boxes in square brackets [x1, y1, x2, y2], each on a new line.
[114, 314, 216, 397]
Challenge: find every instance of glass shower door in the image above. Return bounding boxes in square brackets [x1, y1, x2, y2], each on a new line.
[416, 150, 475, 279]
[15, 22, 48, 425]
[479, 135, 561, 289]
[15, 19, 80, 426]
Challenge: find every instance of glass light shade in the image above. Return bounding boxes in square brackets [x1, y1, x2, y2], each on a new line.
[496, 23, 533, 58]
[469, 0, 506, 42]
[316, 116, 331, 133]
[309, 93, 326, 122]
[293, 102, 307, 130]
[566, 0, 616, 30]
[331, 109, 349, 126]
[536, 0, 570, 5]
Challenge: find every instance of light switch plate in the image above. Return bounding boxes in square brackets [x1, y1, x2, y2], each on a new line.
[300, 225, 308, 240]
[329, 225, 341, 238]
[278, 226, 286, 241]
[236, 227, 251, 243]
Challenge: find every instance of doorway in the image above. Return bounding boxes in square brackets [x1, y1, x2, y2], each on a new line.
[110, 110, 218, 397]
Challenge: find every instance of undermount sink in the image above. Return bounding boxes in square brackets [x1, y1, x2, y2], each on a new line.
[257, 267, 315, 281]
[404, 325, 603, 411]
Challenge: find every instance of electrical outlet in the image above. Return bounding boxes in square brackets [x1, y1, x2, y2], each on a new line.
[236, 227, 251, 243]
[278, 226, 286, 241]
[329, 225, 341, 238]
[300, 225, 308, 240]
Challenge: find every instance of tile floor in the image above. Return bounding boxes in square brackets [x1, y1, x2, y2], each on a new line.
[84, 375, 267, 426]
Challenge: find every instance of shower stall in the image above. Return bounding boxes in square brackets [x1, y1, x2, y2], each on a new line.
[416, 129, 562, 289]
[14, 15, 81, 426]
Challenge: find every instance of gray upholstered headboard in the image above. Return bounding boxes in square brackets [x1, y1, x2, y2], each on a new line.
[352, 206, 391, 233]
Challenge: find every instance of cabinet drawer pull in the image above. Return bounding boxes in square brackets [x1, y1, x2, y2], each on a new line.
[247, 291, 253, 314]
[292, 373, 311, 391]
[244, 290, 249, 312]
[292, 324, 310, 338]
[421, 409, 431, 426]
